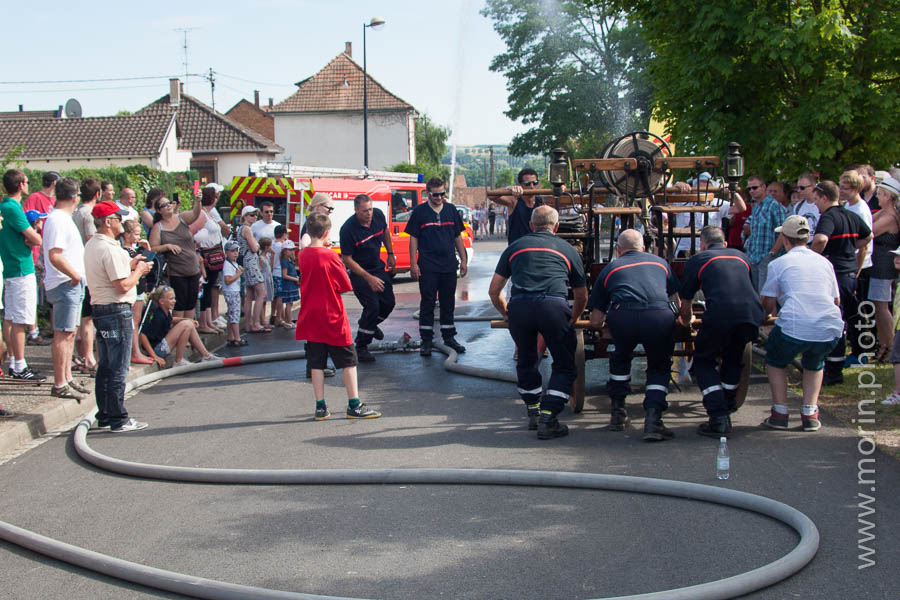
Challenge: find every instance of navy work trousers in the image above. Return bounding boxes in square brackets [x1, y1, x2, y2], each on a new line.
[606, 306, 675, 412]
[350, 270, 395, 346]
[508, 295, 576, 416]
[418, 269, 457, 341]
[825, 272, 858, 375]
[92, 302, 134, 429]
[693, 320, 758, 417]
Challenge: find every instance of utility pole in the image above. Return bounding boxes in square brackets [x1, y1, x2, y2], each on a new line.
[482, 159, 488, 188]
[208, 67, 216, 112]
[489, 146, 495, 189]
[174, 27, 197, 92]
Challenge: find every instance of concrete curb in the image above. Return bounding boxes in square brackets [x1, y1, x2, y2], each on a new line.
[0, 331, 226, 458]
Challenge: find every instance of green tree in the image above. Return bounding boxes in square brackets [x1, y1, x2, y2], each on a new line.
[483, 0, 652, 157]
[389, 114, 451, 182]
[1, 144, 24, 170]
[608, 0, 900, 176]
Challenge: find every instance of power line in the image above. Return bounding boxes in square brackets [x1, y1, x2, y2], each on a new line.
[214, 71, 294, 87]
[0, 83, 169, 94]
[0, 75, 191, 85]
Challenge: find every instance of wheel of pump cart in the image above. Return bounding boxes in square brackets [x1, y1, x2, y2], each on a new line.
[734, 341, 753, 409]
[570, 329, 586, 413]
[602, 132, 671, 199]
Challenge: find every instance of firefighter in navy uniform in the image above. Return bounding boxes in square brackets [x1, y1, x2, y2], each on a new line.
[679, 226, 765, 437]
[339, 194, 396, 363]
[489, 206, 588, 439]
[406, 177, 468, 356]
[493, 168, 543, 245]
[589, 229, 681, 442]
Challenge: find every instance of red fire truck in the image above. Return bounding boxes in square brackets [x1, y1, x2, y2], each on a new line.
[228, 166, 473, 275]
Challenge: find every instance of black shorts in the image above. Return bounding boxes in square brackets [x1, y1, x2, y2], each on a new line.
[81, 287, 93, 318]
[170, 273, 201, 312]
[306, 342, 357, 370]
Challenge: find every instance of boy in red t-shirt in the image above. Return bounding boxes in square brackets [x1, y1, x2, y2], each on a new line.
[295, 213, 381, 421]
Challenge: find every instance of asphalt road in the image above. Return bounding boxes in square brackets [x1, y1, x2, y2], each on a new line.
[0, 239, 897, 599]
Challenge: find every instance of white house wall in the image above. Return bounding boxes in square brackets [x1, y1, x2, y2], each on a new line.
[157, 125, 193, 171]
[273, 111, 412, 171]
[212, 152, 277, 185]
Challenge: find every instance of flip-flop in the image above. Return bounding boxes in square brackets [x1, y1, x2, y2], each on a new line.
[131, 356, 154, 365]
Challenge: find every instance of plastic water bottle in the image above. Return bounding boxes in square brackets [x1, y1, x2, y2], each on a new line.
[716, 437, 730, 480]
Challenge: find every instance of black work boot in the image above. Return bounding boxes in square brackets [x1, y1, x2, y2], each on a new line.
[356, 345, 376, 363]
[697, 415, 731, 438]
[605, 399, 630, 431]
[527, 407, 540, 431]
[537, 412, 569, 440]
[642, 407, 674, 442]
[373, 326, 385, 340]
[420, 339, 433, 357]
[443, 337, 466, 354]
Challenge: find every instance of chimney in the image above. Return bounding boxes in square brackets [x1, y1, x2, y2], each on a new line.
[18, 104, 23, 112]
[345, 42, 352, 57]
[169, 78, 180, 106]
[268, 98, 273, 109]
[254, 90, 260, 107]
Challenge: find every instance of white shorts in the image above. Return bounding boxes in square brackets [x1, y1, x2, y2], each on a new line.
[2, 273, 37, 325]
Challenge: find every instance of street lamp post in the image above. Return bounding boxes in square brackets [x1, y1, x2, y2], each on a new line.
[363, 16, 386, 170]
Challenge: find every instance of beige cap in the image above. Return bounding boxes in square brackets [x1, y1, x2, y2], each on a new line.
[775, 214, 810, 237]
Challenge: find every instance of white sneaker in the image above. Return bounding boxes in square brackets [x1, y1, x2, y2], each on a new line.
[172, 359, 192, 368]
[201, 353, 222, 362]
[213, 317, 227, 329]
[110, 418, 149, 433]
[881, 392, 900, 406]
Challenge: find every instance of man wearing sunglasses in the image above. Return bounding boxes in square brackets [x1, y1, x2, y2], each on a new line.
[792, 172, 820, 243]
[250, 200, 281, 242]
[744, 174, 788, 292]
[493, 168, 543, 245]
[406, 177, 468, 356]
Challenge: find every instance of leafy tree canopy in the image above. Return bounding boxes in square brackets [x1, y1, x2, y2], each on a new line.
[483, 0, 652, 158]
[604, 0, 900, 176]
[390, 114, 451, 181]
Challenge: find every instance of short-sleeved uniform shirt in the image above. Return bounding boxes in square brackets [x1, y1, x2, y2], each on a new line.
[679, 244, 764, 325]
[815, 205, 872, 274]
[508, 197, 544, 245]
[496, 230, 585, 297]
[339, 208, 387, 273]
[588, 250, 679, 313]
[0, 197, 35, 278]
[84, 233, 136, 305]
[142, 305, 172, 348]
[405, 201, 464, 273]
[294, 246, 353, 346]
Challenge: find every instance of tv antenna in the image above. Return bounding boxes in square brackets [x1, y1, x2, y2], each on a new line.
[174, 27, 198, 91]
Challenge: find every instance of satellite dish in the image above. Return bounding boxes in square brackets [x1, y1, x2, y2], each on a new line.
[64, 98, 82, 118]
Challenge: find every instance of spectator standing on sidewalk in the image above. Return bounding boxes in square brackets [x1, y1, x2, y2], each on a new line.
[0, 169, 43, 380]
[23, 171, 59, 346]
[0, 212, 13, 417]
[744, 175, 788, 291]
[84, 201, 153, 432]
[116, 188, 140, 223]
[119, 219, 154, 365]
[73, 178, 101, 376]
[42, 178, 90, 399]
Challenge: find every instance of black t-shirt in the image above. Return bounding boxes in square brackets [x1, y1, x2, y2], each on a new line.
[588, 250, 679, 313]
[815, 205, 872, 274]
[142, 305, 171, 348]
[679, 244, 765, 325]
[339, 208, 387, 273]
[495, 231, 586, 297]
[508, 196, 544, 245]
[405, 201, 465, 273]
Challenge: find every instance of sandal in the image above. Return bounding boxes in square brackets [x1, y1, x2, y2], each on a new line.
[76, 362, 98, 377]
[227, 338, 249, 347]
[875, 344, 891, 364]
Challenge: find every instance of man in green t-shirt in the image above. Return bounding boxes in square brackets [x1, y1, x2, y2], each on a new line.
[0, 169, 44, 380]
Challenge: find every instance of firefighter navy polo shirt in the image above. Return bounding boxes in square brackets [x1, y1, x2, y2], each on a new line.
[496, 230, 585, 297]
[339, 208, 387, 272]
[815, 205, 871, 275]
[679, 243, 765, 325]
[405, 201, 464, 273]
[588, 250, 679, 313]
[507, 196, 544, 245]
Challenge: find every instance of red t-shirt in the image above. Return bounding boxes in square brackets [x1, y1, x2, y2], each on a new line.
[294, 246, 353, 346]
[23, 191, 55, 264]
[728, 206, 752, 249]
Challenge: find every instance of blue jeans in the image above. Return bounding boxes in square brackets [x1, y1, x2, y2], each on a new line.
[92, 302, 134, 428]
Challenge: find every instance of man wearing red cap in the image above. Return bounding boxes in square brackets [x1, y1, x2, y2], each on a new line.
[84, 201, 152, 432]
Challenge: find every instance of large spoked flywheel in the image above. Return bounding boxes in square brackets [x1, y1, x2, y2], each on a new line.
[601, 132, 671, 198]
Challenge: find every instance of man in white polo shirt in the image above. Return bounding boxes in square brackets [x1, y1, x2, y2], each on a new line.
[116, 187, 140, 222]
[0, 169, 43, 380]
[42, 177, 89, 400]
[84, 201, 152, 432]
[760, 215, 843, 433]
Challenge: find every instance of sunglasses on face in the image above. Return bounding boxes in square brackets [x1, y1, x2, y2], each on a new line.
[522, 180, 540, 187]
[747, 185, 762, 191]
[157, 201, 171, 209]
[430, 192, 447, 198]
[323, 205, 335, 213]
[795, 185, 810, 191]
[263, 210, 274, 214]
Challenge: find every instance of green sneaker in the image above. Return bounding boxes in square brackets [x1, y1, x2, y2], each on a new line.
[314, 404, 331, 421]
[347, 403, 381, 419]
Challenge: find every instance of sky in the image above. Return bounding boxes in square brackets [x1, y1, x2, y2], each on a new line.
[2, 0, 529, 147]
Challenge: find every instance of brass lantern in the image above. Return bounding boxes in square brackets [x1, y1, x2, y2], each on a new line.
[725, 142, 744, 183]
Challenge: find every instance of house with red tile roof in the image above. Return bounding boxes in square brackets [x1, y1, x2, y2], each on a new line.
[270, 43, 417, 171]
[225, 92, 276, 142]
[0, 112, 188, 172]
[137, 80, 283, 185]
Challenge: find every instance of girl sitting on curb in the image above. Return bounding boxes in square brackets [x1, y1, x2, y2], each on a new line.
[139, 287, 222, 368]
